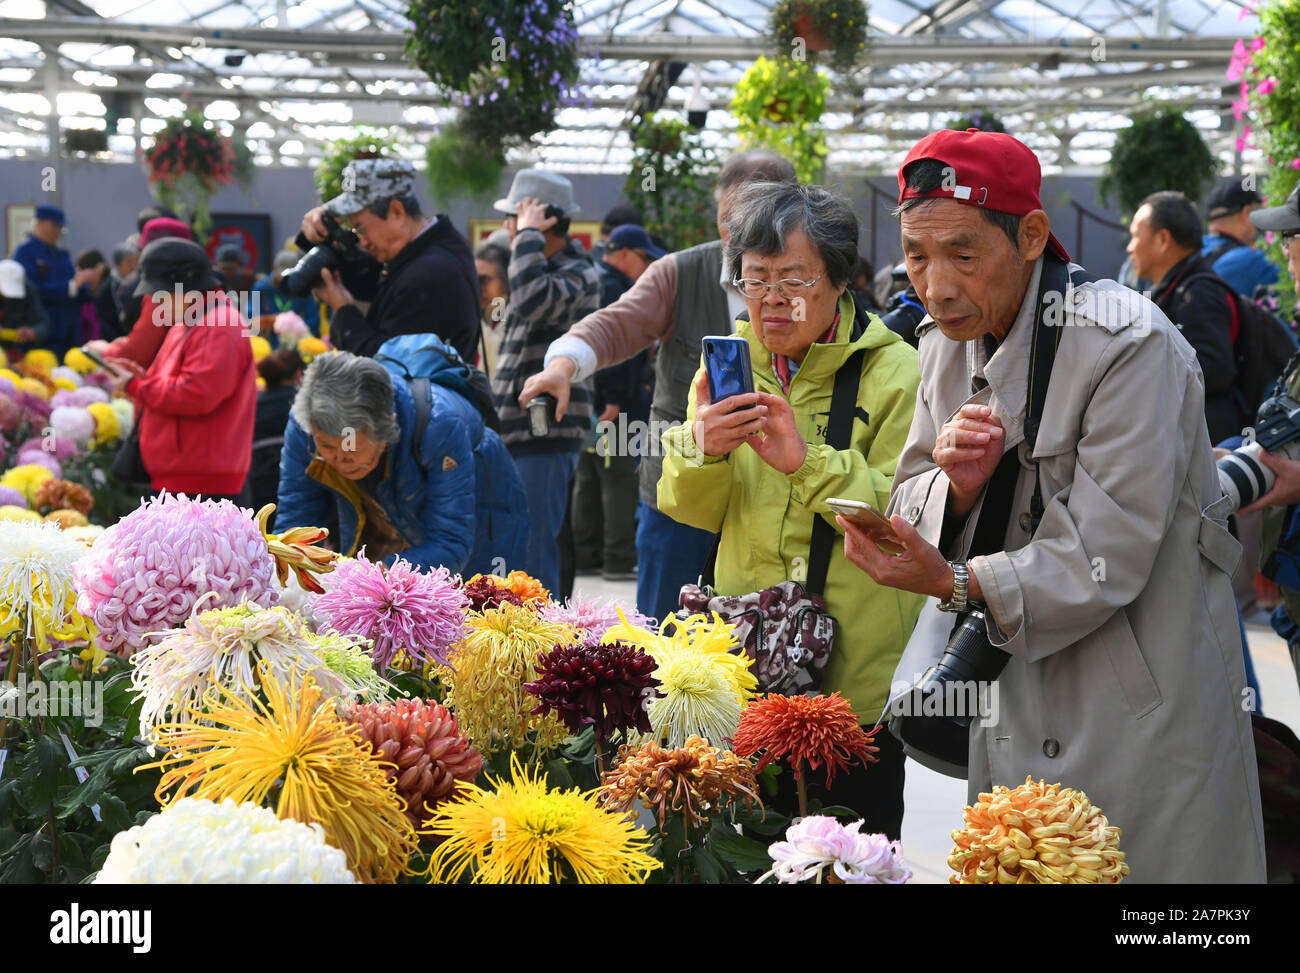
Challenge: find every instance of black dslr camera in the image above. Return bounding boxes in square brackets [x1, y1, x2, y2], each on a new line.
[280, 212, 366, 298]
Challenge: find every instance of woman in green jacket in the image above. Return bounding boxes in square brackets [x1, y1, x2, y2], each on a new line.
[658, 181, 924, 836]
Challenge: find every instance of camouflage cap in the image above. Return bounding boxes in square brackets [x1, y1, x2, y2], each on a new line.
[324, 158, 417, 216]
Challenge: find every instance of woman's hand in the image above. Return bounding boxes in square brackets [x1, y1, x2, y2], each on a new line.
[690, 370, 766, 458]
[108, 358, 145, 396]
[840, 513, 961, 601]
[748, 391, 808, 474]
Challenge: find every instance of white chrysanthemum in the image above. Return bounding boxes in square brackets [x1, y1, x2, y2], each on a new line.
[109, 397, 134, 436]
[94, 798, 357, 884]
[131, 598, 351, 745]
[306, 630, 391, 703]
[758, 816, 912, 885]
[0, 519, 86, 632]
[272, 566, 319, 627]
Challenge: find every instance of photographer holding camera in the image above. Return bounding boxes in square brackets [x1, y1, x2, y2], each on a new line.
[297, 158, 480, 363]
[842, 129, 1265, 883]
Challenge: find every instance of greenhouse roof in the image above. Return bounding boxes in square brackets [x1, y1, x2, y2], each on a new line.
[0, 0, 1260, 175]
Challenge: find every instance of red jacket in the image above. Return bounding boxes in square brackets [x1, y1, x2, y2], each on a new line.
[126, 294, 256, 496]
[105, 295, 169, 369]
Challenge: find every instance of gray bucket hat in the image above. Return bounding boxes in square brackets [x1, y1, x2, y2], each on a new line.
[492, 168, 581, 215]
[324, 158, 417, 217]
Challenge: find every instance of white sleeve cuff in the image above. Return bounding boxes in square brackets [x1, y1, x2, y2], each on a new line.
[545, 335, 598, 382]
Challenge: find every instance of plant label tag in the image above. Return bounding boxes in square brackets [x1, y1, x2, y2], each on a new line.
[59, 730, 100, 822]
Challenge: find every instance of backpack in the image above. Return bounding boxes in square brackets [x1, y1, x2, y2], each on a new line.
[1176, 272, 1298, 416]
[374, 333, 501, 442]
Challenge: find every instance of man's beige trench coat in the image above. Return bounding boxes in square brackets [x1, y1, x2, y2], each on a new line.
[885, 256, 1267, 883]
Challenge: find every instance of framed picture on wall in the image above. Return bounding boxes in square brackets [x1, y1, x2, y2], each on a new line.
[6, 204, 35, 257]
[205, 213, 273, 275]
[469, 217, 603, 254]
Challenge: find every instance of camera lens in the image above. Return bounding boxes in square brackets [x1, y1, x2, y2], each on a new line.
[1217, 441, 1275, 512]
[279, 245, 340, 299]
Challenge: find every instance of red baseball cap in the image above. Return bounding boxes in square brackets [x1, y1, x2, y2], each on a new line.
[897, 129, 1070, 262]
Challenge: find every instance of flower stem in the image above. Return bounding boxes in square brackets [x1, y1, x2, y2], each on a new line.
[594, 736, 604, 776]
[796, 761, 808, 820]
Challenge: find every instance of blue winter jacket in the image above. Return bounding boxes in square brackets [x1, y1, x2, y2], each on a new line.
[275, 378, 529, 576]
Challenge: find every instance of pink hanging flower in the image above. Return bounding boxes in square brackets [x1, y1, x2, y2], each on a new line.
[313, 555, 469, 671]
[1233, 99, 1247, 122]
[1250, 36, 1265, 53]
[1259, 77, 1276, 96]
[1291, 158, 1300, 170]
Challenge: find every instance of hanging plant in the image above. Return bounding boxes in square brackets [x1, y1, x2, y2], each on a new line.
[730, 56, 830, 184]
[1233, 0, 1300, 314]
[949, 108, 1006, 133]
[624, 114, 720, 252]
[769, 0, 869, 74]
[314, 129, 399, 204]
[1097, 106, 1219, 217]
[406, 0, 583, 147]
[424, 122, 505, 206]
[143, 109, 238, 239]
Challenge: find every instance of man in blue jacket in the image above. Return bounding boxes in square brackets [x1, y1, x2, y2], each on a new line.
[1200, 175, 1280, 299]
[275, 350, 528, 575]
[12, 205, 93, 357]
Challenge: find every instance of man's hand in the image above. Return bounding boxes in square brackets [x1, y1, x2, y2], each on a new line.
[1240, 447, 1300, 513]
[935, 403, 1004, 515]
[515, 197, 557, 235]
[519, 358, 576, 419]
[301, 206, 331, 245]
[748, 391, 807, 474]
[840, 513, 966, 601]
[690, 371, 766, 458]
[313, 267, 354, 311]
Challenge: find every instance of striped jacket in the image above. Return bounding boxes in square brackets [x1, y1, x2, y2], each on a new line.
[490, 228, 602, 451]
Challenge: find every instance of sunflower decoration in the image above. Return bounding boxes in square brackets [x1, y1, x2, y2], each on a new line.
[599, 735, 760, 831]
[142, 664, 420, 884]
[439, 602, 576, 756]
[423, 753, 661, 884]
[603, 610, 757, 749]
[948, 776, 1129, 884]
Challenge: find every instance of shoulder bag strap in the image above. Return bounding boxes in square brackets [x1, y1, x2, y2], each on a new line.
[806, 347, 868, 596]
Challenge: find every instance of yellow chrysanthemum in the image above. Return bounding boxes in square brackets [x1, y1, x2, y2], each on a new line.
[0, 464, 54, 506]
[64, 347, 97, 374]
[0, 368, 20, 384]
[52, 376, 78, 392]
[86, 401, 120, 445]
[18, 377, 50, 400]
[142, 665, 419, 884]
[249, 335, 272, 361]
[0, 505, 40, 522]
[604, 610, 757, 749]
[298, 336, 328, 362]
[22, 348, 58, 376]
[424, 752, 661, 884]
[439, 602, 575, 755]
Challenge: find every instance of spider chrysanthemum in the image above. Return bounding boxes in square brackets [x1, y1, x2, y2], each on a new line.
[731, 692, 878, 787]
[599, 735, 760, 830]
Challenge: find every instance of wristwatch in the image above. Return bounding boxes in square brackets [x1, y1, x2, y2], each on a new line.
[938, 561, 969, 613]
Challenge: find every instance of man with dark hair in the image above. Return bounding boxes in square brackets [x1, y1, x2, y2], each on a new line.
[1202, 175, 1279, 299]
[518, 149, 798, 618]
[845, 128, 1265, 883]
[1127, 189, 1245, 443]
[299, 159, 480, 362]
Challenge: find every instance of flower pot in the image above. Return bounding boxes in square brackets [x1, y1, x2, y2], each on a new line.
[793, 12, 833, 52]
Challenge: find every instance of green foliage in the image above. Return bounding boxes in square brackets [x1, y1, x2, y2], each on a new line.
[425, 124, 505, 207]
[949, 108, 1006, 133]
[730, 56, 830, 184]
[314, 129, 399, 205]
[623, 115, 721, 252]
[1098, 105, 1219, 217]
[0, 657, 161, 884]
[144, 108, 239, 238]
[769, 0, 870, 74]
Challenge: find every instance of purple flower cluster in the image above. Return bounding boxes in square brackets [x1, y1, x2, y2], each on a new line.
[538, 595, 654, 648]
[313, 555, 470, 671]
[73, 493, 278, 656]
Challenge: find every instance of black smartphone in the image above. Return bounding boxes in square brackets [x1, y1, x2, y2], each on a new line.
[701, 335, 755, 404]
[79, 346, 130, 379]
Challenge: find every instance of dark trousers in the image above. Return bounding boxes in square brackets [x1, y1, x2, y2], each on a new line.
[762, 722, 906, 840]
[572, 450, 639, 573]
[634, 500, 717, 621]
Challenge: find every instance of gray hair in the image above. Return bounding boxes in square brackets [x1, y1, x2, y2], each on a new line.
[723, 182, 858, 287]
[292, 352, 400, 445]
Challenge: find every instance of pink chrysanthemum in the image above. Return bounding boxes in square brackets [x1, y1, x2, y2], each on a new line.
[539, 595, 655, 645]
[73, 492, 278, 656]
[313, 555, 469, 670]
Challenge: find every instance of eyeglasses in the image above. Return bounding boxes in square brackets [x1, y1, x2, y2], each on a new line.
[1282, 231, 1300, 252]
[732, 273, 825, 300]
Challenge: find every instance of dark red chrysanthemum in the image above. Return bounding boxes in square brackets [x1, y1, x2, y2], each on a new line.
[460, 574, 526, 613]
[731, 692, 879, 788]
[525, 640, 662, 739]
[349, 697, 483, 828]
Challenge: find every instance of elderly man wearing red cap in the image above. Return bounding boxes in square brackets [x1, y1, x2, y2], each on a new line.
[842, 129, 1266, 883]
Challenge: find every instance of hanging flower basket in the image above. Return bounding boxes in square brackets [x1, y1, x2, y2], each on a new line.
[769, 0, 869, 73]
[143, 109, 238, 238]
[314, 129, 398, 204]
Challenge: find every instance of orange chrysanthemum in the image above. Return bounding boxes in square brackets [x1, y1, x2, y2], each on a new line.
[599, 735, 760, 830]
[731, 692, 878, 787]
